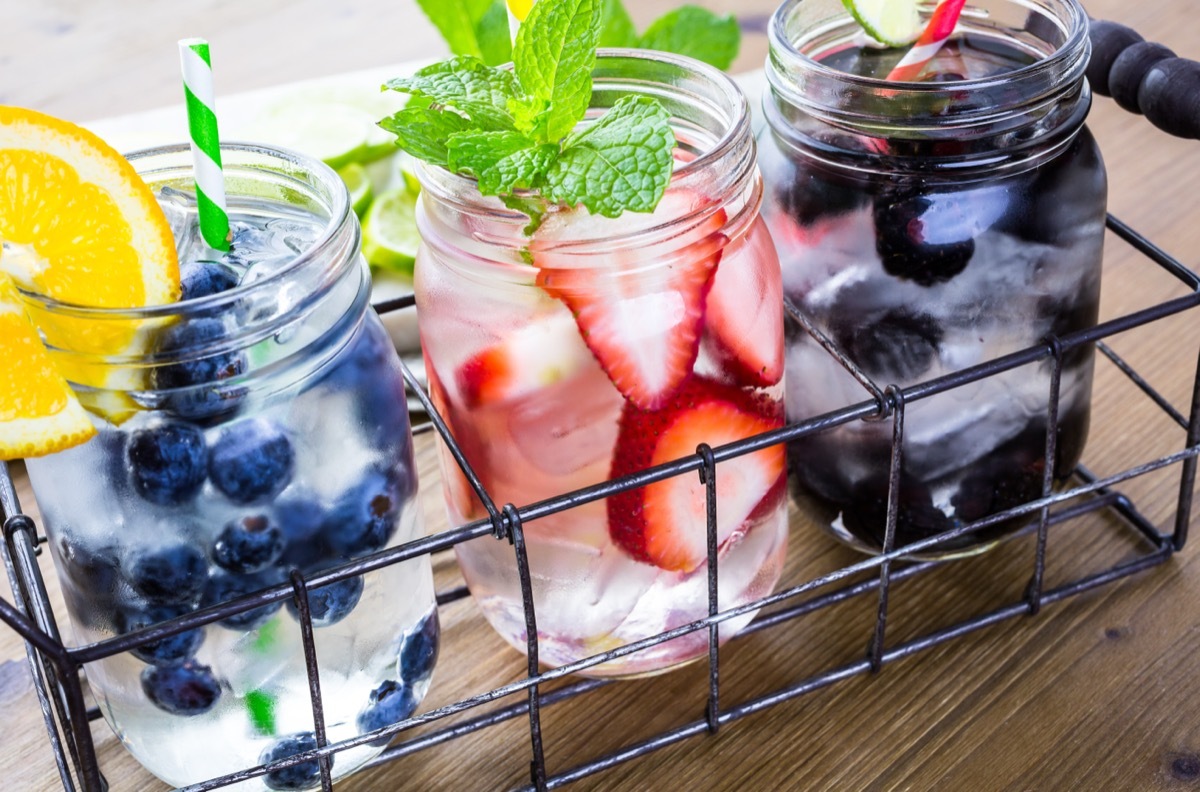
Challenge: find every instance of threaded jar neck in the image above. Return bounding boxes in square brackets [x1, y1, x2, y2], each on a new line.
[765, 0, 1092, 167]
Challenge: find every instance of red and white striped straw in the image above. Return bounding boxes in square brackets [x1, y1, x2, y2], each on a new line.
[886, 0, 968, 82]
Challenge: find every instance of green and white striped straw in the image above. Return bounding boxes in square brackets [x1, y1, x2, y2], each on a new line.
[178, 38, 230, 251]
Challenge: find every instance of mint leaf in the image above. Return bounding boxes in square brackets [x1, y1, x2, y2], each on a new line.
[599, 0, 638, 47]
[447, 130, 536, 176]
[447, 133, 557, 196]
[544, 95, 674, 217]
[384, 57, 519, 132]
[638, 7, 741, 70]
[379, 102, 472, 164]
[415, 0, 513, 67]
[513, 0, 604, 142]
[481, 144, 559, 195]
[245, 689, 277, 736]
[446, 131, 558, 197]
[508, 94, 549, 138]
[475, 2, 515, 66]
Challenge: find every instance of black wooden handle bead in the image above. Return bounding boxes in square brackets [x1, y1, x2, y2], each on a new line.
[1138, 58, 1200, 139]
[1109, 42, 1176, 114]
[1088, 18, 1200, 139]
[1087, 20, 1144, 96]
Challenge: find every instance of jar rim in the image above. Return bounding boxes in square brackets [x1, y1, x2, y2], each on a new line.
[17, 142, 352, 320]
[766, 0, 1092, 130]
[416, 48, 755, 245]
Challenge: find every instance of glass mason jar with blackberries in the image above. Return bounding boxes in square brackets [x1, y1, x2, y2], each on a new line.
[22, 144, 438, 788]
[759, 0, 1106, 556]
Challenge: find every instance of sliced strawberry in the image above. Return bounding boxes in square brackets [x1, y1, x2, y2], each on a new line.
[532, 189, 728, 410]
[607, 377, 785, 573]
[455, 313, 593, 409]
[427, 361, 486, 522]
[704, 220, 785, 387]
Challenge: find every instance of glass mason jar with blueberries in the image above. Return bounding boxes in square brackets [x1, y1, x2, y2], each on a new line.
[759, 0, 1106, 556]
[22, 144, 438, 789]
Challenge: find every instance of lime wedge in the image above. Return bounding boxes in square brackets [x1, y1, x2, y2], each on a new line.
[247, 103, 373, 170]
[337, 163, 373, 218]
[396, 153, 422, 197]
[362, 187, 420, 276]
[841, 0, 922, 47]
[257, 84, 407, 167]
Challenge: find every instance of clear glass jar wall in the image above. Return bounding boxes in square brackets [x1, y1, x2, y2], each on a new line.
[23, 144, 438, 789]
[759, 0, 1106, 556]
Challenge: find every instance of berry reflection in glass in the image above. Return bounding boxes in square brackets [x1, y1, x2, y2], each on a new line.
[23, 145, 439, 789]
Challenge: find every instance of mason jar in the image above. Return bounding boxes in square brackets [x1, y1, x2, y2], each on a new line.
[22, 144, 438, 789]
[758, 0, 1106, 557]
[416, 51, 788, 677]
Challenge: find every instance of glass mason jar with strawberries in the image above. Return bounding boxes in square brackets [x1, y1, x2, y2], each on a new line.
[386, 0, 787, 676]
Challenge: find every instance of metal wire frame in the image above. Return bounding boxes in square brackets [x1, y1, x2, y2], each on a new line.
[0, 209, 1197, 791]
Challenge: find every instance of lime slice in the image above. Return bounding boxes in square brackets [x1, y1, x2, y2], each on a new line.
[841, 0, 922, 47]
[247, 103, 373, 170]
[337, 163, 373, 218]
[362, 187, 420, 276]
[258, 84, 407, 167]
[396, 153, 422, 197]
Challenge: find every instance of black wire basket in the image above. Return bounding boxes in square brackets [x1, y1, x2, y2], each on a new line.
[2, 17, 1199, 792]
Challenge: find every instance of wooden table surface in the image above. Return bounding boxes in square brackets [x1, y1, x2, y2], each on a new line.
[4, 1, 1200, 790]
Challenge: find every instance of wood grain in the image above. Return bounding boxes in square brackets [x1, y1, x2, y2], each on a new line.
[2, 1, 1199, 790]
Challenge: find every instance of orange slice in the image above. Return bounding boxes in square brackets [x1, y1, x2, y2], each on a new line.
[0, 276, 96, 457]
[0, 106, 181, 459]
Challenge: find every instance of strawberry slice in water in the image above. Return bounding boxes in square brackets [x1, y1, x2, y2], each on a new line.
[427, 363, 487, 522]
[607, 377, 785, 573]
[455, 312, 594, 409]
[704, 222, 785, 387]
[532, 190, 728, 410]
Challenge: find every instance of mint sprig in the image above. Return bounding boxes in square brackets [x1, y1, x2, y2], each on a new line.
[414, 0, 512, 67]
[637, 7, 741, 70]
[417, 0, 741, 71]
[545, 96, 673, 216]
[512, 0, 603, 142]
[382, 0, 676, 227]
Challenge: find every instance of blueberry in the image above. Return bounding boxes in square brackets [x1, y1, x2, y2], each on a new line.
[321, 467, 409, 556]
[128, 543, 209, 606]
[202, 570, 284, 630]
[772, 154, 869, 227]
[834, 310, 943, 382]
[319, 322, 394, 390]
[275, 496, 330, 572]
[56, 537, 120, 595]
[151, 317, 247, 420]
[286, 575, 363, 628]
[400, 609, 440, 684]
[122, 605, 205, 667]
[356, 680, 418, 746]
[141, 661, 221, 716]
[259, 732, 324, 791]
[225, 223, 274, 269]
[208, 419, 295, 505]
[874, 189, 976, 286]
[56, 539, 122, 630]
[126, 423, 207, 506]
[354, 370, 412, 446]
[180, 260, 240, 301]
[212, 515, 285, 573]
